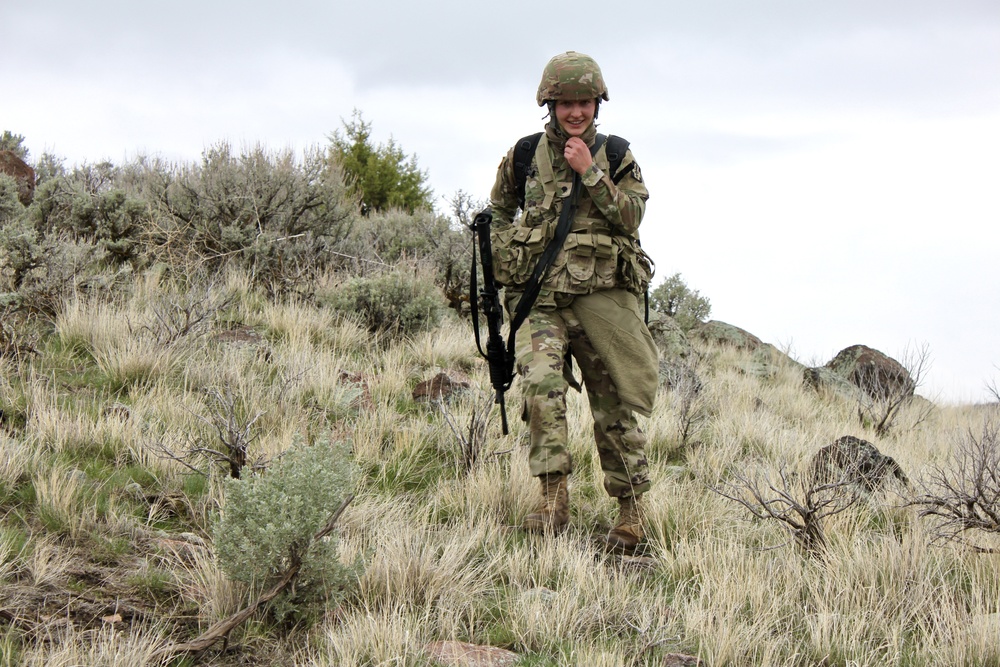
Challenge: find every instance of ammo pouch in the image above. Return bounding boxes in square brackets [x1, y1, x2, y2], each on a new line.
[614, 237, 654, 295]
[491, 224, 545, 287]
[546, 232, 618, 294]
[493, 227, 620, 295]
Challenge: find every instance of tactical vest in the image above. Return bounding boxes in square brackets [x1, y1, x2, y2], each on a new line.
[493, 133, 652, 300]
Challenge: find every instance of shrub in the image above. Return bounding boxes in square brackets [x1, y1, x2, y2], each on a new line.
[0, 214, 125, 319]
[340, 205, 470, 310]
[134, 143, 359, 291]
[0, 175, 23, 224]
[320, 264, 446, 338]
[213, 436, 358, 624]
[649, 272, 711, 332]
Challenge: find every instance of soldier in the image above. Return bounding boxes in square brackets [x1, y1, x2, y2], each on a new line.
[488, 51, 659, 552]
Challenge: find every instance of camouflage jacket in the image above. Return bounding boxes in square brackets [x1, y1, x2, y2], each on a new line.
[488, 133, 651, 305]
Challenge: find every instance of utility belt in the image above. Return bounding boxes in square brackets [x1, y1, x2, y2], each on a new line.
[492, 224, 652, 297]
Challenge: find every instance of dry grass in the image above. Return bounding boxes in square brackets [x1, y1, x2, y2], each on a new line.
[1, 268, 999, 666]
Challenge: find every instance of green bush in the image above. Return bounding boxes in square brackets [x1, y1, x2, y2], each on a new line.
[340, 206, 470, 309]
[320, 265, 446, 338]
[649, 272, 712, 332]
[213, 437, 359, 625]
[0, 213, 126, 318]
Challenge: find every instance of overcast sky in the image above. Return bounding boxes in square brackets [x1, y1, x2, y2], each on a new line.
[3, 0, 998, 404]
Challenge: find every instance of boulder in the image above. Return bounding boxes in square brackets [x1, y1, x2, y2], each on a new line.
[0, 150, 35, 206]
[690, 320, 764, 351]
[824, 344, 914, 402]
[803, 365, 867, 404]
[647, 311, 696, 361]
[413, 370, 472, 403]
[809, 435, 909, 492]
[690, 320, 801, 379]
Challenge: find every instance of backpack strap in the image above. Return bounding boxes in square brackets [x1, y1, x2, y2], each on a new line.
[604, 135, 633, 184]
[513, 132, 543, 210]
[515, 133, 633, 209]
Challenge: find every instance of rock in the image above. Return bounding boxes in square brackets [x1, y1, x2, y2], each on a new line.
[413, 370, 472, 403]
[0, 150, 35, 205]
[339, 371, 373, 411]
[102, 402, 131, 420]
[803, 365, 867, 404]
[809, 435, 909, 492]
[690, 320, 764, 351]
[742, 345, 801, 379]
[423, 641, 518, 667]
[647, 311, 696, 361]
[825, 345, 914, 401]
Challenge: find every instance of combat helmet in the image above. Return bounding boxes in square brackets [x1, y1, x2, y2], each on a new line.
[536, 51, 609, 107]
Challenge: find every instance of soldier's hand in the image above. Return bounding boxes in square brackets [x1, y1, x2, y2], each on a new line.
[564, 138, 594, 175]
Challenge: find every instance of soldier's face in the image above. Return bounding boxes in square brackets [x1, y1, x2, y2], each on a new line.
[555, 99, 596, 137]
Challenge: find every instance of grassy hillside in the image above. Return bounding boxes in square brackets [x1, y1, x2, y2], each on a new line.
[0, 263, 997, 666]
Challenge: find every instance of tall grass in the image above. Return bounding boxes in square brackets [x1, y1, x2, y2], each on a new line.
[0, 265, 997, 666]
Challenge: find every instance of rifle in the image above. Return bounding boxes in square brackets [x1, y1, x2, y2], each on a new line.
[469, 135, 601, 434]
[469, 208, 515, 434]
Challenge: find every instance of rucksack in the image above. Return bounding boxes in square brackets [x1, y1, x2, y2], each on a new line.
[512, 133, 633, 210]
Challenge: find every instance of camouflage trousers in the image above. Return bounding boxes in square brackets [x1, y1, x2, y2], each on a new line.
[517, 302, 651, 498]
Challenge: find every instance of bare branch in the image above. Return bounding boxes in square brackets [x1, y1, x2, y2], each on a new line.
[910, 422, 1000, 550]
[712, 463, 859, 558]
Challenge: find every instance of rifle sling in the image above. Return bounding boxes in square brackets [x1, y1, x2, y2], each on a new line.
[508, 134, 607, 340]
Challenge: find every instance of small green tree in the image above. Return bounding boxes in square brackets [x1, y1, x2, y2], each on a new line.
[649, 272, 712, 331]
[328, 110, 432, 214]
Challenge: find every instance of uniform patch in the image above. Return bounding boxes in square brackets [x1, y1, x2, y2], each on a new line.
[631, 164, 643, 183]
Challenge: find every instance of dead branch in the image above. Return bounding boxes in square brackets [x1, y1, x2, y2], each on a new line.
[713, 465, 859, 557]
[910, 422, 1000, 551]
[436, 391, 494, 472]
[193, 387, 266, 479]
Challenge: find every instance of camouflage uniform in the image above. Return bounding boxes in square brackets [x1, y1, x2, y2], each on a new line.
[489, 52, 655, 500]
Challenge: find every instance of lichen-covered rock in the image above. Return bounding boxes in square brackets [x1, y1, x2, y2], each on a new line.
[691, 319, 765, 351]
[825, 344, 914, 401]
[803, 365, 867, 404]
[809, 435, 909, 491]
[647, 311, 696, 361]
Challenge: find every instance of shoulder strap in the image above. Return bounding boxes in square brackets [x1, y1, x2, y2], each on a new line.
[516, 133, 633, 207]
[513, 132, 543, 210]
[604, 135, 633, 184]
[507, 135, 607, 336]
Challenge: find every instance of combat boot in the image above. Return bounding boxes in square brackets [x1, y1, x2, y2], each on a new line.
[522, 473, 569, 533]
[606, 494, 644, 552]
